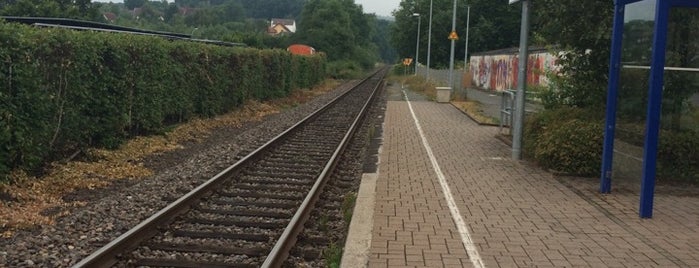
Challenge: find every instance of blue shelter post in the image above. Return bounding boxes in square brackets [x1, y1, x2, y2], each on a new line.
[602, 0, 699, 218]
[639, 0, 670, 218]
[600, 1, 628, 194]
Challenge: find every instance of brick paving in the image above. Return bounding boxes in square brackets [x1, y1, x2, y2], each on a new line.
[365, 86, 699, 267]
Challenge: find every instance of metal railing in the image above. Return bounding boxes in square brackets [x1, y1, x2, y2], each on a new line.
[500, 89, 516, 135]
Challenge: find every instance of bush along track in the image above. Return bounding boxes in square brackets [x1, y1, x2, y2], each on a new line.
[0, 21, 326, 182]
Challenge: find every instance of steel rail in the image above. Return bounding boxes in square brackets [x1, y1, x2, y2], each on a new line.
[72, 69, 384, 268]
[262, 70, 385, 267]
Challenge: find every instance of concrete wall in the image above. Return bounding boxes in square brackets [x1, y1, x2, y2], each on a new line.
[469, 50, 558, 92]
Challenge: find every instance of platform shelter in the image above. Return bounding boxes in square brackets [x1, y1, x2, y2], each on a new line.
[600, 0, 699, 218]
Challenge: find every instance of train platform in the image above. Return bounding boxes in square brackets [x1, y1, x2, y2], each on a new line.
[341, 83, 699, 267]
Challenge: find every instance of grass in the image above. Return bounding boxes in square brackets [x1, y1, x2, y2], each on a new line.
[324, 242, 343, 268]
[341, 192, 357, 224]
[0, 79, 340, 236]
[451, 100, 500, 125]
[387, 74, 437, 100]
[390, 73, 500, 125]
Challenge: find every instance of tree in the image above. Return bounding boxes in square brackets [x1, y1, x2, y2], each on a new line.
[238, 0, 304, 19]
[293, 0, 381, 69]
[124, 0, 145, 10]
[534, 0, 614, 109]
[0, 0, 101, 21]
[164, 2, 179, 22]
[373, 18, 398, 63]
[294, 0, 355, 61]
[391, 0, 520, 68]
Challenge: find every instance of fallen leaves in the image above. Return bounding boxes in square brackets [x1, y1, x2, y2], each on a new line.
[0, 80, 339, 236]
[451, 101, 499, 125]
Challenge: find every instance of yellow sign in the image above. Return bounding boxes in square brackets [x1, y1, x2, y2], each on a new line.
[448, 31, 459, 40]
[403, 58, 413, 66]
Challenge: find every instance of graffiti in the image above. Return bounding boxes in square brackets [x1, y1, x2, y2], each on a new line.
[469, 50, 558, 92]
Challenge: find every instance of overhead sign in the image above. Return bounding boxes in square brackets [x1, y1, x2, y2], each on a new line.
[448, 31, 459, 40]
[403, 58, 413, 66]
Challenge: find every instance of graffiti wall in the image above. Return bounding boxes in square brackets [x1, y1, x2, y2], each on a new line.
[469, 49, 558, 92]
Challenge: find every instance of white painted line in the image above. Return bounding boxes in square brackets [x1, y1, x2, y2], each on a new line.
[402, 90, 485, 268]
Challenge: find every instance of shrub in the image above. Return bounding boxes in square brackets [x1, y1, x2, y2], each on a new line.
[524, 108, 604, 176]
[0, 22, 327, 182]
[327, 60, 363, 79]
[533, 119, 604, 176]
[657, 129, 699, 183]
[392, 64, 411, 76]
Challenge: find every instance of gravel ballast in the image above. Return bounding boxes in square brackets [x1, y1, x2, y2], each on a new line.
[0, 80, 366, 267]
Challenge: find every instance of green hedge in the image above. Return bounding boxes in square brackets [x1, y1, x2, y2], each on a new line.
[0, 22, 326, 180]
[657, 129, 699, 183]
[523, 107, 604, 176]
[524, 107, 699, 183]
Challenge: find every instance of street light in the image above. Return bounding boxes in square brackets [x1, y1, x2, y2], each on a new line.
[463, 5, 470, 71]
[413, 13, 421, 76]
[426, 0, 433, 80]
[447, 0, 457, 91]
[190, 27, 198, 38]
[462, 5, 470, 99]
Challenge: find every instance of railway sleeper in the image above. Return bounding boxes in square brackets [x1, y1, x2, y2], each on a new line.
[140, 241, 268, 256]
[196, 202, 294, 216]
[240, 171, 317, 181]
[226, 182, 308, 192]
[268, 150, 330, 160]
[255, 160, 322, 170]
[132, 258, 258, 268]
[289, 247, 323, 261]
[207, 199, 298, 209]
[196, 207, 293, 219]
[171, 230, 272, 242]
[216, 190, 302, 200]
[263, 156, 319, 166]
[182, 217, 286, 229]
[238, 176, 314, 186]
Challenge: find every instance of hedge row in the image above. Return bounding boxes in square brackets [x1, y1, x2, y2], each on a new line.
[523, 107, 604, 176]
[524, 107, 699, 183]
[0, 22, 326, 180]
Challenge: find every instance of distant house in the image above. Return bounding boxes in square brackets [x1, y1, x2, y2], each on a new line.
[130, 7, 143, 19]
[102, 12, 117, 23]
[267, 18, 296, 36]
[267, 23, 292, 36]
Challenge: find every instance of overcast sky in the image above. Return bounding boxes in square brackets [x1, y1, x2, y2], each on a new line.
[354, 0, 400, 17]
[93, 0, 401, 18]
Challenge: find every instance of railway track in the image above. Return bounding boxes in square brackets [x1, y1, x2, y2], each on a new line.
[72, 68, 387, 268]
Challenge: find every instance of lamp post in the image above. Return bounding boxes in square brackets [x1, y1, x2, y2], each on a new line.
[448, 0, 458, 91]
[512, 0, 530, 160]
[463, 5, 470, 71]
[463, 5, 470, 98]
[191, 27, 198, 38]
[413, 13, 421, 76]
[426, 0, 433, 80]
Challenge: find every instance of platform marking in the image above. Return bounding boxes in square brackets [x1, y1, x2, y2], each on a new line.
[402, 90, 485, 268]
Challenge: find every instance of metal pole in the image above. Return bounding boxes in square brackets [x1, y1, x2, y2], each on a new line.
[600, 4, 625, 194]
[461, 5, 471, 98]
[463, 5, 470, 70]
[512, 0, 530, 160]
[640, 0, 670, 219]
[448, 0, 458, 91]
[414, 14, 421, 76]
[426, 0, 433, 80]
